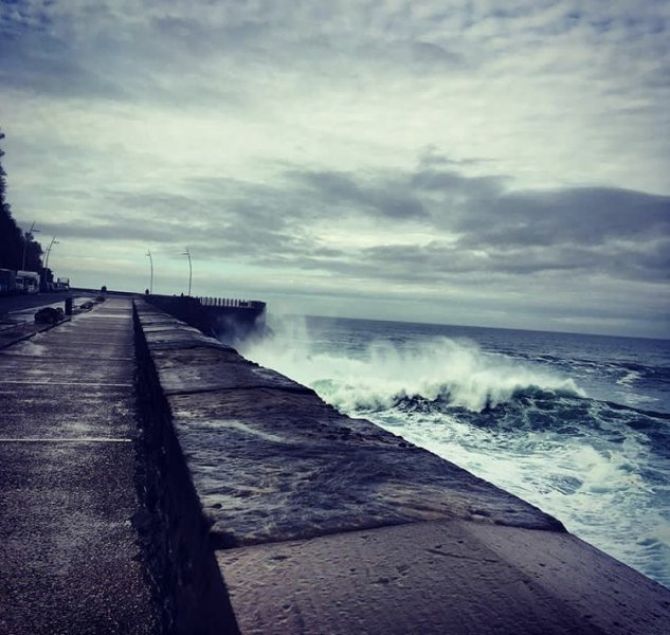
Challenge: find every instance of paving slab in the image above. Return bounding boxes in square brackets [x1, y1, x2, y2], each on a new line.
[167, 388, 561, 546]
[0, 442, 154, 635]
[217, 520, 670, 635]
[156, 357, 313, 395]
[143, 326, 222, 350]
[0, 355, 134, 385]
[0, 382, 136, 439]
[150, 346, 242, 368]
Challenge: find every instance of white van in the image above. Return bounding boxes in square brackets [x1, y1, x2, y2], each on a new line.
[15, 270, 40, 294]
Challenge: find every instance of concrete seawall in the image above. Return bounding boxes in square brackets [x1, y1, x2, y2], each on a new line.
[133, 302, 240, 634]
[133, 298, 670, 634]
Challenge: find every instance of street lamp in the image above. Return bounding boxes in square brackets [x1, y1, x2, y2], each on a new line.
[182, 248, 192, 296]
[146, 250, 154, 293]
[44, 236, 59, 271]
[22, 221, 40, 270]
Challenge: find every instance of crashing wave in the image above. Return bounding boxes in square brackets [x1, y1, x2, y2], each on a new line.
[242, 320, 584, 414]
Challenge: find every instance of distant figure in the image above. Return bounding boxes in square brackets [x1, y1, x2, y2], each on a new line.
[101, 285, 107, 293]
[145, 288, 149, 295]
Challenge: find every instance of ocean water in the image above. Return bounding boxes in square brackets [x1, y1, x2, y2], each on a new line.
[240, 315, 670, 589]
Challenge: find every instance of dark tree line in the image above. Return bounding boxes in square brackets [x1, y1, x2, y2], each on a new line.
[0, 129, 43, 271]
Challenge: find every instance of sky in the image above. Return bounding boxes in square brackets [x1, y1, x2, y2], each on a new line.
[1, 0, 669, 338]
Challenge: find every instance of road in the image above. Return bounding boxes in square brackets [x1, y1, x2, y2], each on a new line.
[0, 292, 79, 317]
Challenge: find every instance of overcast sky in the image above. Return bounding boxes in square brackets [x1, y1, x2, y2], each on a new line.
[1, 0, 668, 337]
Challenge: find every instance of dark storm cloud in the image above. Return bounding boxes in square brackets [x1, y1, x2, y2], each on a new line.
[0, 29, 127, 99]
[37, 160, 668, 287]
[289, 170, 427, 219]
[0, 1, 128, 99]
[268, 163, 668, 282]
[405, 167, 670, 251]
[0, 2, 246, 106]
[463, 187, 670, 248]
[357, 240, 670, 283]
[0, 1, 461, 106]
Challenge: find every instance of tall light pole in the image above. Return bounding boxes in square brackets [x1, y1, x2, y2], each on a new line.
[146, 250, 154, 293]
[182, 248, 192, 296]
[44, 236, 59, 271]
[22, 221, 40, 270]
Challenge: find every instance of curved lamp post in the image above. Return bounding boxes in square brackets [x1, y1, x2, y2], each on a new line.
[146, 249, 154, 293]
[182, 248, 192, 297]
[44, 236, 59, 270]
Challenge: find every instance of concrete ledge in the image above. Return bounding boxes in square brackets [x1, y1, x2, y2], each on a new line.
[0, 316, 71, 349]
[218, 520, 670, 635]
[133, 299, 670, 634]
[133, 303, 240, 635]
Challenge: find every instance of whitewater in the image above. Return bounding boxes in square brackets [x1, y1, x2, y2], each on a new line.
[241, 315, 670, 589]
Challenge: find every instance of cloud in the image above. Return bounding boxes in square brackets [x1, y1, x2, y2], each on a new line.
[32, 159, 666, 290]
[1, 0, 669, 336]
[467, 187, 670, 247]
[289, 170, 427, 219]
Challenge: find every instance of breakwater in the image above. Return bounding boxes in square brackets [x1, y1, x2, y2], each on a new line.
[132, 298, 670, 634]
[145, 294, 265, 344]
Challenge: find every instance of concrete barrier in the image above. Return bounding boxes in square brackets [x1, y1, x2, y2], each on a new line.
[133, 302, 240, 634]
[132, 299, 670, 634]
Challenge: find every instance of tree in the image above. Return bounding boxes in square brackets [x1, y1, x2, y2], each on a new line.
[0, 129, 43, 271]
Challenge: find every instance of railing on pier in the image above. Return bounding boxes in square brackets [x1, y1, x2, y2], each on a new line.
[196, 296, 266, 310]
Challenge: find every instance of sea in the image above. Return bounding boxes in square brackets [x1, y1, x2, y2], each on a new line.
[240, 314, 670, 589]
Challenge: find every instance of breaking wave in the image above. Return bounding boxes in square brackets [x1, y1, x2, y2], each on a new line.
[241, 315, 670, 588]
[242, 319, 584, 414]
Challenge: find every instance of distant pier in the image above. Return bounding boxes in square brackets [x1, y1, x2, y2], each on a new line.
[144, 293, 266, 343]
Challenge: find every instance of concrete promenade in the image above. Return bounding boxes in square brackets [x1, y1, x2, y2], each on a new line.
[0, 298, 158, 634]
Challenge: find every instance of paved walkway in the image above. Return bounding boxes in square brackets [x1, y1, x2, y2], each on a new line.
[0, 298, 158, 634]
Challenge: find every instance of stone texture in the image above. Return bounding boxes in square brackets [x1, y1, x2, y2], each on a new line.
[217, 520, 670, 635]
[169, 387, 563, 547]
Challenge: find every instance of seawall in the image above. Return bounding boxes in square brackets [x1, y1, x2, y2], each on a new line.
[133, 298, 670, 634]
[145, 295, 265, 344]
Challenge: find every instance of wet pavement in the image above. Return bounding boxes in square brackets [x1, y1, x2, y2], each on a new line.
[0, 295, 90, 349]
[0, 298, 159, 634]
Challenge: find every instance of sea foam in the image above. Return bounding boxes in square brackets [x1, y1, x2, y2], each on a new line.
[242, 315, 583, 414]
